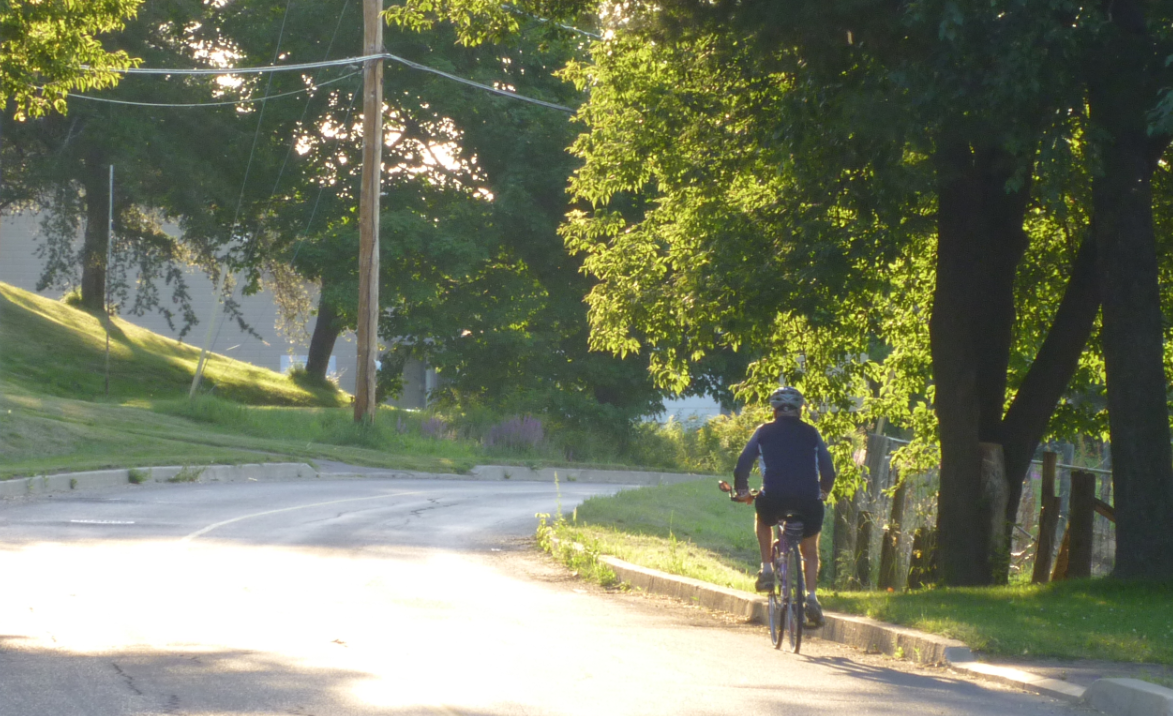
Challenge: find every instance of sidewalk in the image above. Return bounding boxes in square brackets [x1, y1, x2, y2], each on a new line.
[600, 555, 1173, 716]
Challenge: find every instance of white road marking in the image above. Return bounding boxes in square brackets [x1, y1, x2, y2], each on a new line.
[179, 490, 424, 543]
[68, 520, 136, 525]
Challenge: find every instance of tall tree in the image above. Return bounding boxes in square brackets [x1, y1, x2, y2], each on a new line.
[287, 10, 667, 429]
[11, 0, 254, 328]
[1082, 0, 1173, 578]
[388, 0, 1173, 583]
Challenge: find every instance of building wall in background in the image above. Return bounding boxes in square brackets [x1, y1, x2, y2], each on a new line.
[657, 394, 726, 423]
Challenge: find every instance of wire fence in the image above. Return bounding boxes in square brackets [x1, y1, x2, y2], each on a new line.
[829, 436, 1115, 590]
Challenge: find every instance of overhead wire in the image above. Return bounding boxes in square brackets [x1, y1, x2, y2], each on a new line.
[62, 71, 362, 108]
[81, 52, 575, 113]
[105, 54, 382, 76]
[382, 50, 573, 112]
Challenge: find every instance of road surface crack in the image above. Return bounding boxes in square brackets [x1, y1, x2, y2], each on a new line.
[111, 661, 143, 696]
[411, 498, 443, 518]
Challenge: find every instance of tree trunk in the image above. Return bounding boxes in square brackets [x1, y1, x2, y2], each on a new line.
[1086, 5, 1173, 579]
[79, 154, 110, 313]
[980, 442, 1010, 583]
[306, 290, 343, 380]
[931, 133, 1031, 585]
[999, 237, 1101, 567]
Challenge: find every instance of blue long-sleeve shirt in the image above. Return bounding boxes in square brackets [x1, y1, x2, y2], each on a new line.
[734, 416, 836, 500]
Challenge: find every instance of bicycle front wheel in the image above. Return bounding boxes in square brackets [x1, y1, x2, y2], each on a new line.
[768, 543, 784, 649]
[784, 544, 805, 654]
[768, 590, 784, 648]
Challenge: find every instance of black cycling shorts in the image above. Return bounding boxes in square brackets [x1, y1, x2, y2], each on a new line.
[755, 491, 825, 539]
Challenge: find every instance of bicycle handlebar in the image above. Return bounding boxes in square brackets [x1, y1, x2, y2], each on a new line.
[717, 480, 758, 504]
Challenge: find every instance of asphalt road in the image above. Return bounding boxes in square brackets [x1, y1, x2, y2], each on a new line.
[0, 478, 1091, 716]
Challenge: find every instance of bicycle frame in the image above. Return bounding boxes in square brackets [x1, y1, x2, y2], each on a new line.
[770, 516, 805, 652]
[715, 480, 804, 652]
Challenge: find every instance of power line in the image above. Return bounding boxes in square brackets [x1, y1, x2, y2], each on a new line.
[382, 50, 573, 112]
[63, 71, 361, 108]
[96, 54, 378, 76]
[83, 52, 576, 112]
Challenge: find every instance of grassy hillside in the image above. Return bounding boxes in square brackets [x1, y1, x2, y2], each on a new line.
[0, 282, 587, 478]
[0, 282, 344, 406]
[0, 385, 481, 479]
[0, 281, 686, 479]
[0, 281, 401, 479]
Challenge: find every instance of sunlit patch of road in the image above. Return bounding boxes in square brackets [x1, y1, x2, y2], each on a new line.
[0, 480, 1090, 716]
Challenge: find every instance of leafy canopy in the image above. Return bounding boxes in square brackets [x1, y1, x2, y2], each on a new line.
[0, 0, 141, 119]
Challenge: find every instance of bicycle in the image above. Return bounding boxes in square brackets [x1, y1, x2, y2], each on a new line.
[718, 480, 805, 653]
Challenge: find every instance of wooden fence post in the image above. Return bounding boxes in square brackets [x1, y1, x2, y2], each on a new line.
[1032, 451, 1061, 583]
[1065, 470, 1096, 579]
[907, 526, 937, 589]
[832, 494, 855, 588]
[855, 508, 873, 588]
[878, 476, 908, 590]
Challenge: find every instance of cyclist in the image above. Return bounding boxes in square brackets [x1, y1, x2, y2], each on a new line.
[733, 386, 835, 628]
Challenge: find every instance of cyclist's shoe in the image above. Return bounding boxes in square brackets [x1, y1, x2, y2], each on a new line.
[805, 595, 826, 628]
[754, 570, 775, 592]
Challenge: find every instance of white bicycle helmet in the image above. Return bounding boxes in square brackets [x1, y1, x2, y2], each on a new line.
[768, 386, 804, 412]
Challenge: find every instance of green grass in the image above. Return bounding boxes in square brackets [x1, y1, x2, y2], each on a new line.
[0, 383, 484, 479]
[566, 479, 762, 589]
[0, 283, 345, 406]
[555, 480, 1173, 665]
[822, 581, 1173, 664]
[0, 281, 487, 477]
[152, 396, 485, 461]
[0, 281, 695, 478]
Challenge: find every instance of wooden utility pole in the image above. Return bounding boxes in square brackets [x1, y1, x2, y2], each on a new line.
[354, 0, 383, 422]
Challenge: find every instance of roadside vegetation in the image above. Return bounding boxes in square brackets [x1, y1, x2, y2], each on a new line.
[541, 480, 1173, 666]
[0, 282, 734, 478]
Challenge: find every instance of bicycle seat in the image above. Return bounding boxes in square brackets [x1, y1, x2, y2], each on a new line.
[775, 511, 805, 540]
[774, 510, 804, 525]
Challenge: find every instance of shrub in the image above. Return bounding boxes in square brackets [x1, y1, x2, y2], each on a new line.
[60, 287, 83, 307]
[420, 417, 453, 440]
[483, 415, 544, 452]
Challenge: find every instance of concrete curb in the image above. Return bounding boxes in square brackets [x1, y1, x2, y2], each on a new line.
[600, 555, 970, 666]
[467, 465, 712, 486]
[1084, 679, 1173, 716]
[599, 555, 1172, 715]
[1, 462, 716, 498]
[0, 463, 318, 497]
[949, 661, 1086, 703]
[317, 466, 715, 486]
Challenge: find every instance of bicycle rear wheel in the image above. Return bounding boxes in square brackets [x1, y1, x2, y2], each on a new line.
[784, 544, 805, 653]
